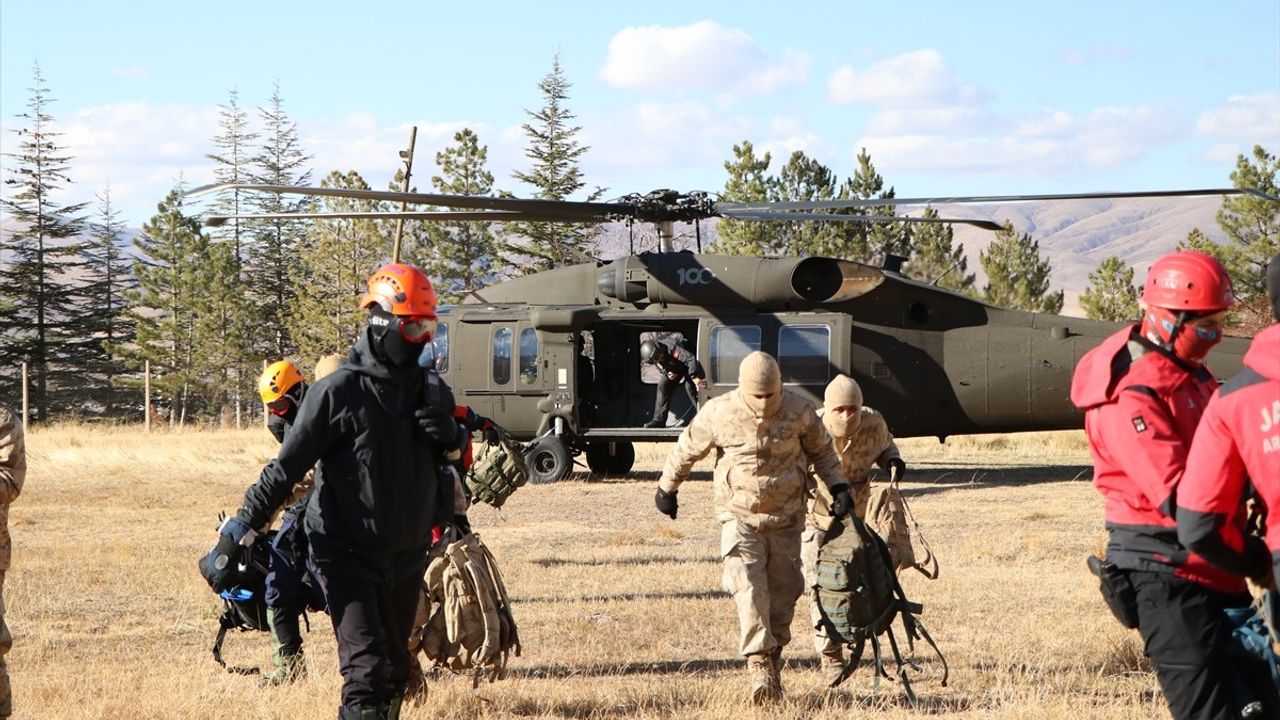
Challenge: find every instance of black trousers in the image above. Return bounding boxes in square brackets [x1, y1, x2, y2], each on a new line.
[653, 375, 699, 423]
[319, 567, 425, 710]
[1130, 570, 1274, 720]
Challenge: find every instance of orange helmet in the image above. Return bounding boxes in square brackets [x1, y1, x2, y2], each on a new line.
[360, 263, 438, 318]
[1141, 251, 1234, 312]
[259, 360, 305, 413]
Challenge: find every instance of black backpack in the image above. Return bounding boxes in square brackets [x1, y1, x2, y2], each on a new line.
[814, 513, 948, 704]
[208, 529, 274, 674]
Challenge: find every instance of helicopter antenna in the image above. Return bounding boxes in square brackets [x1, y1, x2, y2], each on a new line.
[931, 257, 965, 286]
[393, 126, 417, 262]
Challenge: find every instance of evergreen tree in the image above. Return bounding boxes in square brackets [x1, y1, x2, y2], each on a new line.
[77, 186, 137, 415]
[979, 220, 1064, 313]
[1217, 145, 1279, 329]
[826, 148, 904, 264]
[247, 80, 312, 357]
[291, 170, 391, 366]
[506, 56, 603, 272]
[770, 150, 838, 257]
[205, 88, 259, 267]
[194, 237, 252, 425]
[711, 140, 774, 255]
[407, 129, 500, 303]
[1177, 227, 1227, 258]
[0, 63, 89, 421]
[905, 206, 975, 293]
[122, 188, 206, 426]
[1080, 255, 1139, 321]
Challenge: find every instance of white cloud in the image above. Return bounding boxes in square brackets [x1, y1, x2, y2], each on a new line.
[1194, 93, 1280, 145]
[599, 21, 806, 95]
[827, 49, 985, 107]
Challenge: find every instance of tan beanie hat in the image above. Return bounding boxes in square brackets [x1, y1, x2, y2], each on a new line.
[823, 374, 863, 410]
[737, 351, 783, 417]
[314, 353, 343, 380]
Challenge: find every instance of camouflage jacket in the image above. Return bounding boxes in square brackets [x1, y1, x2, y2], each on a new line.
[659, 390, 848, 531]
[807, 406, 900, 531]
[0, 407, 27, 571]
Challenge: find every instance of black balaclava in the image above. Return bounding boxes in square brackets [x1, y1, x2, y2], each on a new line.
[368, 306, 428, 369]
[267, 382, 306, 443]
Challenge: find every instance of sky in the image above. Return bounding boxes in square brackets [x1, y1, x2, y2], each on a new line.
[1, 0, 1277, 229]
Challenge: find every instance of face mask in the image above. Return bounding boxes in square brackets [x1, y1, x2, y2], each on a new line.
[1146, 308, 1224, 364]
[370, 308, 427, 368]
[737, 352, 783, 419]
[267, 414, 287, 444]
[823, 408, 861, 438]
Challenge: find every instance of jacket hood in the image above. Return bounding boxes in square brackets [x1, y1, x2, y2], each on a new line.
[1070, 325, 1196, 409]
[1245, 324, 1280, 381]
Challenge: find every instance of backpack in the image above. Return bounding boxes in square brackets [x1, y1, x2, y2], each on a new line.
[465, 430, 529, 508]
[867, 482, 939, 580]
[209, 530, 274, 675]
[814, 513, 947, 703]
[412, 531, 521, 687]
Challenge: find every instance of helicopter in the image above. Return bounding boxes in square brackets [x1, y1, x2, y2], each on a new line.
[190, 182, 1276, 484]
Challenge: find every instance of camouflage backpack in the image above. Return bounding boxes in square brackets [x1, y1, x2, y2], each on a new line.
[868, 481, 939, 579]
[815, 513, 947, 702]
[465, 431, 529, 508]
[411, 531, 521, 687]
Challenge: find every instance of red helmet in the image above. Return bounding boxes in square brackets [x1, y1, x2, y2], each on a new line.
[360, 263, 438, 318]
[1141, 251, 1234, 312]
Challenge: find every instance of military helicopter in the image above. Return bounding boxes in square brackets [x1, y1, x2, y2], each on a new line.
[191, 182, 1275, 484]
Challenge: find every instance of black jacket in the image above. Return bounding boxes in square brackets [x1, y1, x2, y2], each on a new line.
[239, 331, 454, 583]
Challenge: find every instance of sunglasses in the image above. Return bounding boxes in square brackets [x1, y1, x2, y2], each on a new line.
[398, 315, 438, 343]
[266, 397, 292, 416]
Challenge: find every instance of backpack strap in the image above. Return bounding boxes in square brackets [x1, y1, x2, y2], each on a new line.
[211, 607, 263, 676]
[891, 477, 940, 580]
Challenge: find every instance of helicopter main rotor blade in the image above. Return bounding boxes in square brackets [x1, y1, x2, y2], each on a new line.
[187, 183, 626, 219]
[721, 187, 1277, 211]
[721, 209, 1004, 231]
[203, 210, 610, 227]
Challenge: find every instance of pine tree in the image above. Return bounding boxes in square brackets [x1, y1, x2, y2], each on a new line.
[1080, 256, 1139, 321]
[247, 80, 313, 357]
[123, 188, 207, 426]
[77, 186, 137, 415]
[1217, 145, 1279, 329]
[905, 206, 975, 293]
[406, 128, 501, 303]
[0, 63, 89, 421]
[291, 170, 391, 366]
[506, 56, 603, 272]
[193, 237, 252, 425]
[711, 141, 774, 255]
[770, 150, 838, 257]
[979, 220, 1064, 313]
[827, 148, 904, 264]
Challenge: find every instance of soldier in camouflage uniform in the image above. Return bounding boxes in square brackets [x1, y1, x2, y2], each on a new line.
[801, 374, 905, 684]
[0, 407, 26, 718]
[655, 352, 852, 704]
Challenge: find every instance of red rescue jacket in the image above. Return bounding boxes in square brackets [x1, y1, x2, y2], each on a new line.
[1178, 325, 1280, 582]
[1070, 326, 1242, 594]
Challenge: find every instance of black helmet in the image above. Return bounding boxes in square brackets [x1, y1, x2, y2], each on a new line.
[639, 340, 666, 364]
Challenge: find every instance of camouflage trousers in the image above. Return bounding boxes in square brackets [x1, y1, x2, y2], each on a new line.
[1, 570, 10, 717]
[800, 527, 841, 658]
[720, 520, 805, 657]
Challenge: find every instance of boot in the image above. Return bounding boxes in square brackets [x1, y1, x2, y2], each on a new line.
[746, 653, 778, 705]
[385, 694, 404, 720]
[337, 705, 383, 720]
[820, 648, 846, 688]
[264, 607, 307, 685]
[768, 647, 785, 699]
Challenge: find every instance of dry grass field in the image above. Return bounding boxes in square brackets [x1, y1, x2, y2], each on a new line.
[8, 425, 1170, 719]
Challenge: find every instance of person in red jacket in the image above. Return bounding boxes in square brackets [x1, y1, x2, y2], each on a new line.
[1071, 250, 1248, 720]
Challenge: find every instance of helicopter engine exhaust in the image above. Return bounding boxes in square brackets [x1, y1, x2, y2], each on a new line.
[597, 255, 884, 309]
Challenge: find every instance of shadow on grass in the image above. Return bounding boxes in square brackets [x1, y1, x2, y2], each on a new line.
[571, 465, 1092, 490]
[510, 656, 818, 679]
[528, 555, 719, 568]
[513, 589, 727, 605]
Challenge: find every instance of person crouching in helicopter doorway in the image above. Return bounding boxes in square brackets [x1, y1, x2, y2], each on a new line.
[654, 351, 852, 704]
[202, 263, 459, 720]
[256, 355, 341, 685]
[801, 374, 906, 686]
[1071, 250, 1265, 720]
[640, 338, 707, 428]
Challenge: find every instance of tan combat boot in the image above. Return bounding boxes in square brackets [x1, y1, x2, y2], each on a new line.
[820, 648, 847, 688]
[746, 653, 776, 705]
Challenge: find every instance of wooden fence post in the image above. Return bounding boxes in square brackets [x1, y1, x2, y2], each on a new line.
[144, 360, 152, 432]
[20, 362, 28, 428]
[262, 359, 269, 430]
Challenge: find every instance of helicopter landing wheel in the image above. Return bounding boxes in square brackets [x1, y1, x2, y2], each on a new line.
[585, 441, 636, 476]
[526, 435, 572, 484]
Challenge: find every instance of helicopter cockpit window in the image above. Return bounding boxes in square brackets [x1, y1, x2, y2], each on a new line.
[710, 325, 761, 384]
[492, 327, 512, 385]
[778, 325, 830, 385]
[432, 322, 449, 373]
[518, 327, 538, 385]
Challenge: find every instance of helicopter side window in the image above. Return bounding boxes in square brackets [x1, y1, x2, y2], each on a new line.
[432, 322, 449, 373]
[492, 327, 512, 385]
[778, 325, 831, 385]
[709, 325, 761, 384]
[518, 327, 538, 385]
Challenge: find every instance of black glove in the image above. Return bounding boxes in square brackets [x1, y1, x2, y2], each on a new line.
[655, 488, 678, 519]
[198, 515, 253, 593]
[454, 514, 472, 535]
[829, 483, 853, 519]
[887, 458, 906, 481]
[482, 427, 501, 445]
[415, 406, 458, 446]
